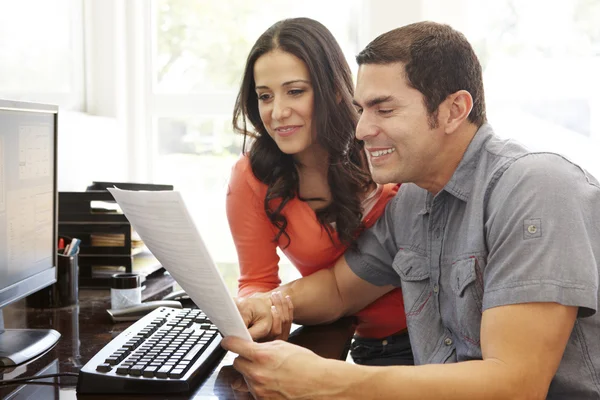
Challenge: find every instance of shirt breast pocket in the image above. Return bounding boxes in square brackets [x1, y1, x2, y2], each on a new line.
[450, 257, 484, 350]
[392, 250, 431, 317]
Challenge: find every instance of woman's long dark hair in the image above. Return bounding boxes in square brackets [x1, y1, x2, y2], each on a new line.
[232, 17, 373, 248]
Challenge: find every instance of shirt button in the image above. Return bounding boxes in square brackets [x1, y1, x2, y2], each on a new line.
[444, 338, 453, 346]
[433, 284, 439, 293]
[382, 339, 388, 346]
[527, 225, 537, 234]
[434, 228, 441, 238]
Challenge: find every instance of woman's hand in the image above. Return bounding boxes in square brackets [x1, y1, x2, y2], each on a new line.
[235, 290, 293, 341]
[268, 291, 294, 341]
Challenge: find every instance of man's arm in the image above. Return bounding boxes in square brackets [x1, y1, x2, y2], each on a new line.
[285, 255, 395, 324]
[238, 255, 394, 339]
[224, 301, 576, 399]
[334, 302, 577, 399]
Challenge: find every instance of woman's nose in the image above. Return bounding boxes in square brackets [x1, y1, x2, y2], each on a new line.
[272, 99, 291, 120]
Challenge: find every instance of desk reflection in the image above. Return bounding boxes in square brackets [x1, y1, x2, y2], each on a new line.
[0, 358, 61, 399]
[0, 273, 355, 399]
[214, 364, 253, 400]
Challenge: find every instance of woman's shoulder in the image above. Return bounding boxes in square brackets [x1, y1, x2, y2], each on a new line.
[380, 182, 401, 199]
[371, 182, 401, 212]
[361, 182, 400, 227]
[231, 153, 252, 175]
[229, 154, 267, 196]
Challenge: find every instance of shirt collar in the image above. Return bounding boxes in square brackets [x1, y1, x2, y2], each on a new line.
[442, 123, 494, 202]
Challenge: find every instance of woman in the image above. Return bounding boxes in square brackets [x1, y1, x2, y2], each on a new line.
[227, 17, 412, 366]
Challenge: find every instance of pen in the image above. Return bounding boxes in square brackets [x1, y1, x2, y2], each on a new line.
[68, 238, 81, 256]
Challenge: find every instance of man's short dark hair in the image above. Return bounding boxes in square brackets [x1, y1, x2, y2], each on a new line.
[356, 21, 487, 128]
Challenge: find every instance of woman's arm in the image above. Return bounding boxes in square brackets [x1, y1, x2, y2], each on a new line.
[226, 158, 282, 297]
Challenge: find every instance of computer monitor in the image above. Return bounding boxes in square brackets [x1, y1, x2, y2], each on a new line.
[0, 99, 60, 366]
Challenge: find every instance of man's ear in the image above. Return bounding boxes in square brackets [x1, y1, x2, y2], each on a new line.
[444, 90, 473, 134]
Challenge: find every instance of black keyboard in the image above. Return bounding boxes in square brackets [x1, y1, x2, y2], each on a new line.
[77, 307, 226, 394]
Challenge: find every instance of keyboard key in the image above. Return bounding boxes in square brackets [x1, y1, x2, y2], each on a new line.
[96, 363, 112, 372]
[155, 365, 172, 378]
[129, 365, 145, 376]
[169, 368, 185, 379]
[105, 356, 120, 365]
[183, 344, 206, 361]
[176, 361, 191, 369]
[143, 366, 158, 377]
[116, 366, 130, 375]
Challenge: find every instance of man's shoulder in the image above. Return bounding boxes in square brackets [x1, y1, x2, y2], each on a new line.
[497, 152, 599, 191]
[479, 134, 530, 170]
[473, 132, 597, 191]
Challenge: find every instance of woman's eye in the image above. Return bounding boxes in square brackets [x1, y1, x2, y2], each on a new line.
[288, 89, 304, 96]
[258, 93, 271, 101]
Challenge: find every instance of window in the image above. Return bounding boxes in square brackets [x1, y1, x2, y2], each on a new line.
[0, 0, 85, 110]
[144, 0, 363, 291]
[426, 0, 600, 177]
[122, 0, 599, 293]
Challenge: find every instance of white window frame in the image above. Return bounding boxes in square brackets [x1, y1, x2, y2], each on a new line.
[0, 0, 86, 111]
[84, 0, 599, 181]
[130, 0, 396, 184]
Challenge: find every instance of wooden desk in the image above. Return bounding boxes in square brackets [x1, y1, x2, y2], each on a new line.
[0, 271, 356, 399]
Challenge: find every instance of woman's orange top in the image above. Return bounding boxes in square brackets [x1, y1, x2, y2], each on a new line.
[226, 155, 407, 338]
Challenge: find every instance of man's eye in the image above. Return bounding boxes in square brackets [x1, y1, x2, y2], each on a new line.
[378, 109, 393, 115]
[355, 108, 363, 115]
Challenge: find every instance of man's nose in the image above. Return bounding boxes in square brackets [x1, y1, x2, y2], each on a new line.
[356, 114, 378, 141]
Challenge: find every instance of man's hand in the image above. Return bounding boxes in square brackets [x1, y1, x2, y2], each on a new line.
[222, 336, 336, 399]
[235, 291, 293, 341]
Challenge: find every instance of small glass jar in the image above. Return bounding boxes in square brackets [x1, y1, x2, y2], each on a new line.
[111, 273, 141, 309]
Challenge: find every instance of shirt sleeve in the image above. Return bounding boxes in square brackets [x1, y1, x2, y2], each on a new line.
[484, 153, 600, 317]
[345, 194, 402, 287]
[226, 157, 281, 297]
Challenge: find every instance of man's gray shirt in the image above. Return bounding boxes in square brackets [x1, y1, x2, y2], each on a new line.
[346, 124, 600, 399]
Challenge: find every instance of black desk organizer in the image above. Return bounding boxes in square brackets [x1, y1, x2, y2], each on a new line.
[58, 182, 173, 288]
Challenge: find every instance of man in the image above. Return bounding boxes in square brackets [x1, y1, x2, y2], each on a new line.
[222, 21, 600, 399]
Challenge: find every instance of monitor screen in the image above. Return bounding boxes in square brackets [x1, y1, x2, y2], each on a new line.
[0, 100, 57, 308]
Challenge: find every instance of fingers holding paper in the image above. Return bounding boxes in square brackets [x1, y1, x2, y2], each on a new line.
[222, 336, 329, 400]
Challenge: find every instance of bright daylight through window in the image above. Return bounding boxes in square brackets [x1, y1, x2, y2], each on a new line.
[455, 0, 600, 177]
[149, 0, 362, 292]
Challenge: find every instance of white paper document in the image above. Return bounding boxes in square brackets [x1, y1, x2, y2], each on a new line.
[107, 187, 252, 341]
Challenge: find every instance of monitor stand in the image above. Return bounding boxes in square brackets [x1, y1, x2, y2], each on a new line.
[0, 311, 61, 367]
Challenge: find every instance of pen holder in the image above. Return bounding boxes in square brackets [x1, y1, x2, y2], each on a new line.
[27, 248, 79, 308]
